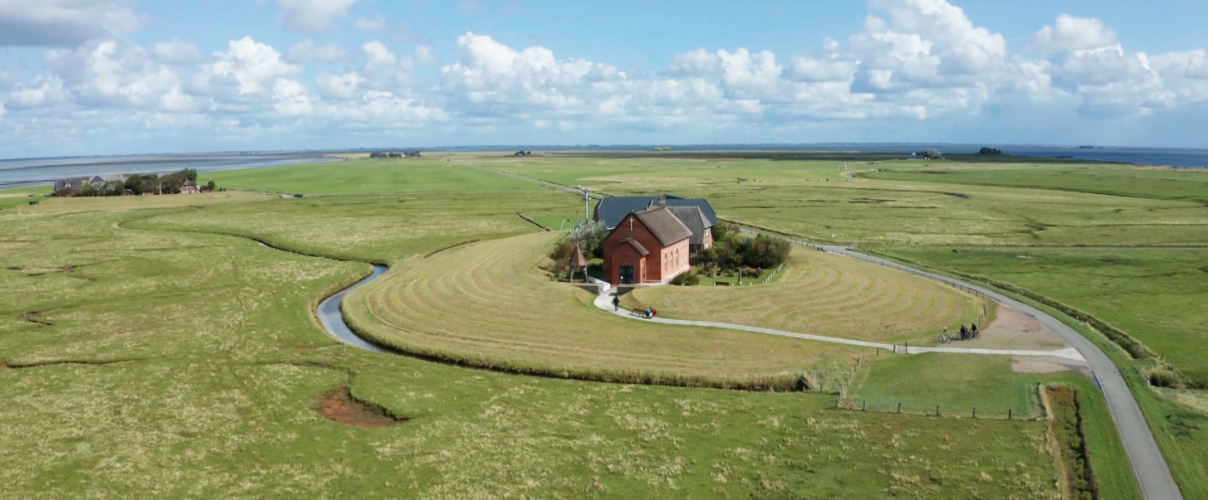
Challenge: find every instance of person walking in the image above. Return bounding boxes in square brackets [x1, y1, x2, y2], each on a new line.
[646, 307, 652, 319]
[612, 296, 620, 312]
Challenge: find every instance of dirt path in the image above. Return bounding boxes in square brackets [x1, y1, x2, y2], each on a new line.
[964, 304, 1071, 351]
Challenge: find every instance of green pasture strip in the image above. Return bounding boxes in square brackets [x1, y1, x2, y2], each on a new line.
[849, 354, 1044, 418]
[875, 246, 1208, 386]
[0, 186, 51, 209]
[131, 192, 580, 264]
[859, 250, 1206, 498]
[864, 166, 1208, 203]
[446, 154, 1208, 247]
[0, 197, 1066, 498]
[207, 157, 544, 195]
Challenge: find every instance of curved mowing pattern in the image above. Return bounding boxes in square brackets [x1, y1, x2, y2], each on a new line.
[632, 247, 984, 343]
[343, 232, 865, 389]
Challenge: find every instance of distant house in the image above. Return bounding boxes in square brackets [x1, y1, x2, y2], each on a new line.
[602, 206, 693, 286]
[54, 177, 87, 192]
[89, 175, 128, 188]
[180, 180, 200, 194]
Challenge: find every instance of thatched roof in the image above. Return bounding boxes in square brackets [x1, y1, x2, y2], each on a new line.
[633, 206, 692, 246]
[667, 206, 712, 245]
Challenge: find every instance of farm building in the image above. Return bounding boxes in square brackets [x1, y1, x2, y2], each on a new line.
[180, 180, 200, 194]
[54, 177, 87, 192]
[595, 195, 716, 258]
[601, 205, 693, 286]
[594, 195, 718, 230]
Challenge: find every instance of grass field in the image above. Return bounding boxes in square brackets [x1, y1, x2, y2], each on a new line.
[851, 354, 1045, 417]
[626, 246, 986, 344]
[451, 154, 1208, 247]
[209, 156, 540, 195]
[0, 190, 1079, 498]
[344, 232, 864, 390]
[9, 152, 1203, 497]
[864, 165, 1208, 203]
[875, 246, 1208, 385]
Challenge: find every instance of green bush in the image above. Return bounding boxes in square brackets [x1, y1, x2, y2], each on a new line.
[670, 273, 700, 286]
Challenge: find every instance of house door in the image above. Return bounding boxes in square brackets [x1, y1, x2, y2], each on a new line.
[619, 266, 634, 284]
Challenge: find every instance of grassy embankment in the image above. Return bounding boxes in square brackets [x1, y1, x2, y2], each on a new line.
[0, 182, 1068, 497]
[343, 231, 864, 391]
[625, 245, 986, 345]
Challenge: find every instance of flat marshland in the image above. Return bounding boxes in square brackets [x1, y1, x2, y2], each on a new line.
[7, 152, 1208, 497]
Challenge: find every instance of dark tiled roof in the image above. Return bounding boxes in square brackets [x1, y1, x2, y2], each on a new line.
[595, 195, 717, 229]
[632, 206, 693, 246]
[667, 206, 711, 245]
[613, 238, 649, 256]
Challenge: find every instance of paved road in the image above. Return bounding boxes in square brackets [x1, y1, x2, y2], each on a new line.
[748, 231, 1181, 500]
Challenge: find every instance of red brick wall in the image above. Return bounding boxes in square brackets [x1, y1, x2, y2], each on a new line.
[602, 214, 690, 285]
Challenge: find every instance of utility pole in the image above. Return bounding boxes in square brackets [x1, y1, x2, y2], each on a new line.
[582, 188, 591, 223]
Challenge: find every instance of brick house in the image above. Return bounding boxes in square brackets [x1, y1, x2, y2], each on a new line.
[602, 206, 693, 286]
[594, 195, 715, 259]
[180, 180, 200, 194]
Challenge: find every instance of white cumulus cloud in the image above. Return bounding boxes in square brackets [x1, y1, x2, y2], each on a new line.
[259, 0, 363, 34]
[191, 37, 299, 101]
[1031, 15, 1118, 53]
[0, 0, 145, 47]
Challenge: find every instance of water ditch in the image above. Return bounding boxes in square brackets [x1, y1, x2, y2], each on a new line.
[316, 264, 388, 353]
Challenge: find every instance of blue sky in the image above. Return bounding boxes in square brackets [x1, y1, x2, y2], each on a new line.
[1, 0, 1207, 157]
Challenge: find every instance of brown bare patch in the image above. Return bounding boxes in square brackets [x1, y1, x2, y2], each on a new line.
[317, 387, 404, 428]
[960, 305, 1070, 351]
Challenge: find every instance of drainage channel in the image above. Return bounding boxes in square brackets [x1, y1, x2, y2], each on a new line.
[315, 264, 388, 353]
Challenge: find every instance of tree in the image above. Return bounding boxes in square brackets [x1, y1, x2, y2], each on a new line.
[712, 222, 740, 242]
[564, 221, 608, 258]
[206, 180, 217, 191]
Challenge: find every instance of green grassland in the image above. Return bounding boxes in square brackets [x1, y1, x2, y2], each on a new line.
[209, 156, 540, 195]
[865, 165, 1208, 203]
[626, 245, 986, 344]
[452, 153, 1208, 247]
[852, 354, 1046, 417]
[5, 153, 1196, 497]
[873, 246, 1208, 384]
[0, 189, 1071, 498]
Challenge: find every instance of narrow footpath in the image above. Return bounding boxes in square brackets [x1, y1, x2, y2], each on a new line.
[592, 292, 1085, 361]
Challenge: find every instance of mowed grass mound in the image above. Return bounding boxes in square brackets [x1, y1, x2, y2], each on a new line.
[345, 232, 864, 390]
[629, 246, 985, 344]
